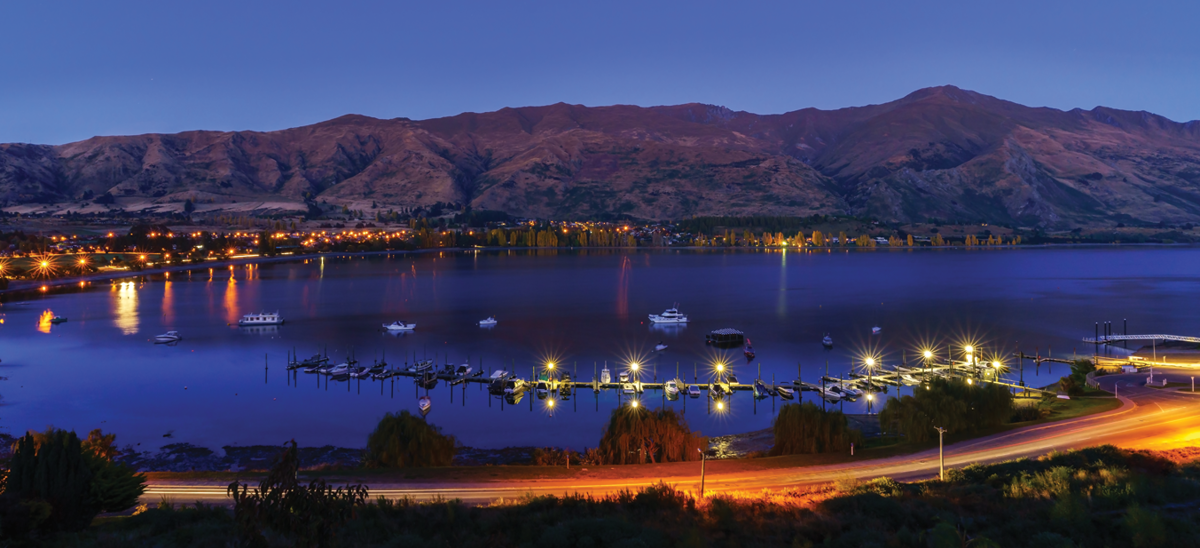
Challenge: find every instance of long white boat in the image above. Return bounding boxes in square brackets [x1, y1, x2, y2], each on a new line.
[384, 321, 416, 331]
[648, 305, 688, 324]
[478, 316, 497, 327]
[239, 312, 284, 326]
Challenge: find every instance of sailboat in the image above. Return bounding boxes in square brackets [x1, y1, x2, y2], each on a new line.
[822, 333, 833, 348]
[743, 338, 756, 360]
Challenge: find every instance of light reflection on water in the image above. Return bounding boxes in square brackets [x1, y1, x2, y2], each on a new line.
[114, 281, 138, 335]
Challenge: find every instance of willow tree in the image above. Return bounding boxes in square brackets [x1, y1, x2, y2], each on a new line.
[597, 407, 706, 465]
[770, 403, 862, 455]
[365, 410, 457, 467]
[879, 377, 1013, 443]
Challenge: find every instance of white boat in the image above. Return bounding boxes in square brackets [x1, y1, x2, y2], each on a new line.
[417, 395, 432, 416]
[775, 385, 795, 399]
[654, 342, 668, 351]
[687, 384, 701, 399]
[836, 382, 864, 398]
[455, 364, 473, 377]
[155, 330, 182, 343]
[239, 311, 284, 326]
[408, 359, 434, 373]
[478, 316, 497, 326]
[618, 371, 630, 383]
[822, 334, 833, 348]
[600, 365, 612, 384]
[384, 321, 416, 331]
[821, 385, 845, 401]
[900, 374, 921, 386]
[325, 363, 350, 376]
[872, 326, 882, 335]
[664, 379, 680, 398]
[621, 382, 637, 395]
[489, 369, 510, 380]
[648, 305, 688, 324]
[536, 380, 549, 398]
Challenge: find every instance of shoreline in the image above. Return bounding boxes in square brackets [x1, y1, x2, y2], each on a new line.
[4, 242, 1192, 297]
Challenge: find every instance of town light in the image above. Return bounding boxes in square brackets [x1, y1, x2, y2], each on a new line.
[992, 361, 1000, 368]
[964, 345, 974, 354]
[630, 363, 639, 372]
[924, 350, 933, 359]
[631, 400, 639, 408]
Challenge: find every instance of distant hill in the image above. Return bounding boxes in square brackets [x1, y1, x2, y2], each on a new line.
[3, 85, 1199, 228]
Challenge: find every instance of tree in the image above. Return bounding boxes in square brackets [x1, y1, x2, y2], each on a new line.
[365, 410, 456, 467]
[906, 234, 914, 247]
[770, 402, 862, 455]
[880, 378, 1013, 443]
[838, 231, 848, 246]
[183, 198, 195, 216]
[597, 407, 706, 464]
[2, 427, 144, 532]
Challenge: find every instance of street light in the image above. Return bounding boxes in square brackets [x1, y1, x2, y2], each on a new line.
[697, 448, 707, 497]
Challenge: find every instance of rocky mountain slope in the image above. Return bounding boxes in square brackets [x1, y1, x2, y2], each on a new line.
[3, 86, 1199, 228]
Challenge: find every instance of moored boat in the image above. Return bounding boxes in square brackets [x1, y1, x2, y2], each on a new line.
[239, 311, 284, 326]
[822, 334, 834, 348]
[417, 395, 432, 417]
[478, 316, 497, 326]
[648, 305, 688, 324]
[154, 330, 182, 343]
[383, 321, 416, 331]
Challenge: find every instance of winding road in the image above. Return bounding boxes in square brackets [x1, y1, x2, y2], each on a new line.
[143, 368, 1200, 505]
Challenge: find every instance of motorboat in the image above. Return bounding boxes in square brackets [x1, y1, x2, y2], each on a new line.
[408, 359, 434, 373]
[239, 312, 284, 326]
[709, 383, 724, 400]
[600, 365, 612, 384]
[417, 395, 432, 417]
[618, 372, 630, 383]
[383, 321, 416, 331]
[455, 363, 473, 377]
[775, 385, 795, 400]
[822, 334, 833, 348]
[664, 379, 680, 400]
[900, 373, 921, 386]
[872, 326, 882, 335]
[415, 370, 438, 390]
[621, 382, 638, 395]
[821, 385, 846, 401]
[559, 372, 573, 398]
[655, 342, 668, 352]
[726, 374, 740, 386]
[535, 379, 549, 399]
[836, 382, 864, 398]
[154, 331, 182, 344]
[349, 366, 373, 379]
[50, 316, 68, 324]
[478, 316, 497, 327]
[648, 305, 688, 324]
[325, 363, 350, 376]
[687, 384, 701, 399]
[504, 378, 525, 395]
[753, 380, 771, 400]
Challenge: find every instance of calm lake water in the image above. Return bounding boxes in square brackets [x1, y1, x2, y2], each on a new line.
[1, 247, 1197, 452]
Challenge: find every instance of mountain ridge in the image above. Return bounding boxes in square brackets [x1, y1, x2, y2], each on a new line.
[3, 85, 1199, 228]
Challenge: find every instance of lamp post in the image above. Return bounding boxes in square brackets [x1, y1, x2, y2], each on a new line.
[697, 448, 706, 497]
[934, 426, 947, 481]
[865, 357, 876, 413]
[923, 350, 933, 382]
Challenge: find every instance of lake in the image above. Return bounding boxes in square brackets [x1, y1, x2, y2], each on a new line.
[1, 246, 1197, 452]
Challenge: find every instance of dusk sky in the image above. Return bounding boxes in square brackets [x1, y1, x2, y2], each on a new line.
[2, 0, 1196, 145]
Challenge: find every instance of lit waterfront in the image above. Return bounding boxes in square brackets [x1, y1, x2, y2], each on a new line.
[1, 246, 1197, 451]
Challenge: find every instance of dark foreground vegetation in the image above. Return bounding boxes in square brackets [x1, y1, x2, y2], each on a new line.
[4, 444, 1199, 547]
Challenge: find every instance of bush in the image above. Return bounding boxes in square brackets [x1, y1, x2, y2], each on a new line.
[365, 410, 456, 467]
[879, 377, 1014, 443]
[769, 402, 862, 455]
[228, 441, 368, 547]
[597, 407, 706, 464]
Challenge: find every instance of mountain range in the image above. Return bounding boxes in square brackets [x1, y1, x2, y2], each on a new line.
[2, 85, 1199, 228]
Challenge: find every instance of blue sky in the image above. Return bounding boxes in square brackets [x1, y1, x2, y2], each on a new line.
[2, 0, 1196, 145]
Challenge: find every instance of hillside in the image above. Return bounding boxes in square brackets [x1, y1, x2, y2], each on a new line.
[3, 86, 1199, 228]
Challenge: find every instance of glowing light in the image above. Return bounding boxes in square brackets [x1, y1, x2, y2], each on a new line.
[865, 358, 876, 367]
[867, 394, 874, 401]
[716, 363, 725, 372]
[992, 361, 1000, 368]
[630, 363, 639, 371]
[716, 401, 725, 411]
[631, 400, 639, 408]
[964, 345, 974, 354]
[547, 362, 555, 370]
[923, 350, 933, 359]
[547, 399, 555, 408]
[967, 378, 974, 385]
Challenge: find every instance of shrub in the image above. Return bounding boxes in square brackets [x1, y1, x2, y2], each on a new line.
[365, 410, 456, 467]
[228, 440, 368, 547]
[597, 407, 706, 464]
[769, 402, 862, 455]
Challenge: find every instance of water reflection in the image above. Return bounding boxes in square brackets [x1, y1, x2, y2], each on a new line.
[162, 281, 174, 325]
[616, 255, 630, 319]
[37, 309, 54, 333]
[225, 270, 238, 325]
[114, 282, 138, 334]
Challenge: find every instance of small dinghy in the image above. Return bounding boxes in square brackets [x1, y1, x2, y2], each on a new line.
[417, 395, 432, 417]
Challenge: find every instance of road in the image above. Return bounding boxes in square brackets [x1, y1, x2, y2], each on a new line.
[144, 368, 1200, 505]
